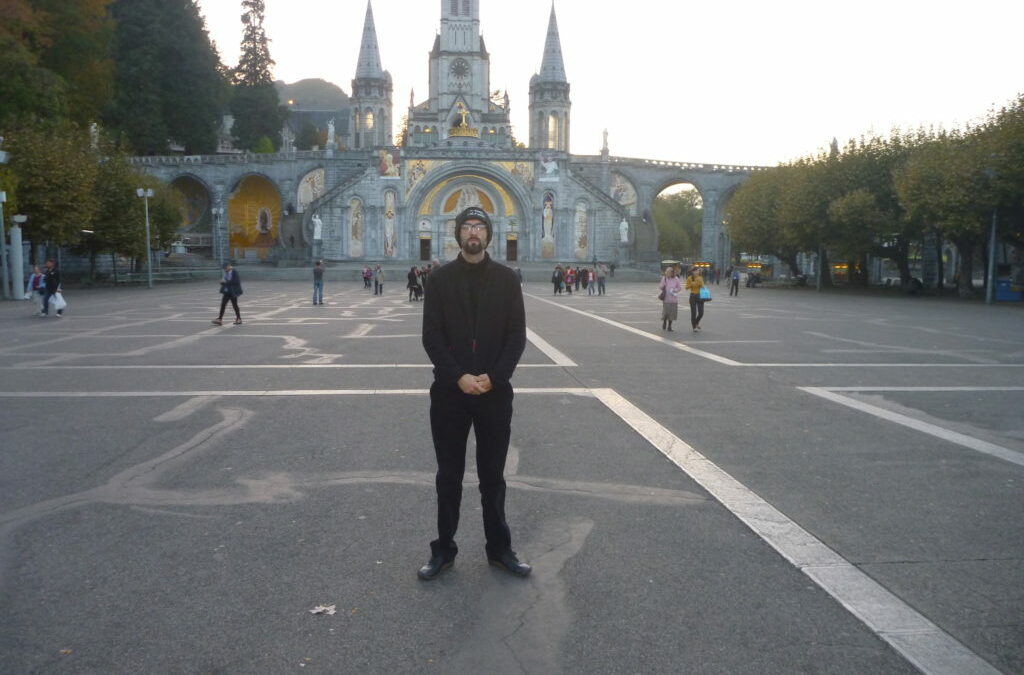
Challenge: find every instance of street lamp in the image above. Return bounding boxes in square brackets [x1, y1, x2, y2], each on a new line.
[211, 207, 224, 267]
[136, 188, 154, 288]
[0, 190, 9, 300]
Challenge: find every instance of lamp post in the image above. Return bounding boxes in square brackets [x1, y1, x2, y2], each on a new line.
[986, 207, 997, 305]
[0, 191, 9, 300]
[136, 188, 154, 288]
[211, 207, 224, 267]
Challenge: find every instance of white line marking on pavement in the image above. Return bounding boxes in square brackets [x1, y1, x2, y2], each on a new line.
[810, 386, 1024, 392]
[589, 387, 1002, 675]
[153, 395, 221, 422]
[0, 363, 566, 370]
[0, 388, 593, 398]
[528, 294, 1024, 369]
[526, 327, 577, 366]
[800, 387, 1024, 468]
[527, 293, 742, 366]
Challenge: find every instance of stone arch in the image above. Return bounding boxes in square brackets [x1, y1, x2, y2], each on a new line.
[406, 161, 533, 262]
[169, 173, 213, 231]
[226, 173, 283, 262]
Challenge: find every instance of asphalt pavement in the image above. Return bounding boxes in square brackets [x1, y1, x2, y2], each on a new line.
[0, 278, 1021, 674]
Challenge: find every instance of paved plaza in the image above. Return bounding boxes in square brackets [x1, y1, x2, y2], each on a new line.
[0, 279, 1021, 674]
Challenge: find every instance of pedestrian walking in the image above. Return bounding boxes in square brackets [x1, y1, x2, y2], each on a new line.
[564, 267, 574, 295]
[362, 266, 372, 289]
[586, 268, 596, 295]
[418, 206, 530, 581]
[658, 265, 682, 331]
[552, 265, 564, 295]
[574, 266, 581, 292]
[596, 262, 607, 295]
[25, 265, 45, 315]
[685, 266, 706, 332]
[407, 265, 422, 301]
[729, 266, 740, 296]
[212, 262, 243, 325]
[374, 265, 385, 295]
[312, 260, 324, 305]
[41, 259, 63, 317]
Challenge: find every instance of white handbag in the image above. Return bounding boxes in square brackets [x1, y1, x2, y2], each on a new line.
[51, 292, 67, 311]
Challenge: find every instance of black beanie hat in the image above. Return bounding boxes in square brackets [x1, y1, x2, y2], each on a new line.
[454, 207, 493, 245]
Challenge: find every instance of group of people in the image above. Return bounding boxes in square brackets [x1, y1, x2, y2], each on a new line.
[405, 264, 440, 301]
[550, 263, 607, 296]
[659, 264, 709, 332]
[24, 259, 64, 317]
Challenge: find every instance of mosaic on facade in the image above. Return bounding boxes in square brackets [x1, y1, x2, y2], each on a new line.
[383, 190, 398, 257]
[227, 175, 280, 261]
[574, 201, 589, 261]
[610, 172, 638, 215]
[349, 198, 364, 257]
[297, 169, 325, 214]
[541, 191, 555, 259]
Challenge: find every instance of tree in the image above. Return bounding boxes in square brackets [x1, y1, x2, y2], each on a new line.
[294, 121, 320, 151]
[229, 0, 285, 151]
[234, 0, 274, 87]
[5, 120, 98, 252]
[29, 0, 114, 126]
[108, 0, 227, 154]
[0, 0, 69, 127]
[894, 131, 993, 298]
[653, 188, 702, 259]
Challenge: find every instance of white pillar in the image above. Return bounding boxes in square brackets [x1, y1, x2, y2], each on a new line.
[9, 225, 24, 297]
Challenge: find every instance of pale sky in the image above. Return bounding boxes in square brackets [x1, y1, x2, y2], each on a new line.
[196, 0, 1023, 167]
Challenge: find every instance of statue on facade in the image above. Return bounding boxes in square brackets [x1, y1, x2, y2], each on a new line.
[326, 118, 336, 146]
[619, 218, 629, 243]
[312, 214, 324, 241]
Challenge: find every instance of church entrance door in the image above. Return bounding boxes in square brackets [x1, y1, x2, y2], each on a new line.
[419, 238, 432, 261]
[506, 239, 518, 262]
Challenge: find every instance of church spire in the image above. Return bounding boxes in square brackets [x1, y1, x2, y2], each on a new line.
[355, 1, 384, 79]
[538, 3, 567, 82]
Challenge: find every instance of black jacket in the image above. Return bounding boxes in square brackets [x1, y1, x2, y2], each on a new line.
[422, 253, 526, 388]
[221, 269, 243, 297]
[43, 266, 61, 293]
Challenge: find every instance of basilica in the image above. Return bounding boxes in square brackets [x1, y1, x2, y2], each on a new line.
[142, 0, 752, 268]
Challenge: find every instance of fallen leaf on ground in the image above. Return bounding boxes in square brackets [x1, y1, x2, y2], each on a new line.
[309, 604, 337, 615]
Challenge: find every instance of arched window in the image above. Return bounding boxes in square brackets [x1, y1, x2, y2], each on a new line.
[364, 110, 375, 130]
[547, 113, 559, 149]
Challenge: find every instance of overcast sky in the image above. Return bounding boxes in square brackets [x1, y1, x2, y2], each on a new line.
[196, 0, 1023, 167]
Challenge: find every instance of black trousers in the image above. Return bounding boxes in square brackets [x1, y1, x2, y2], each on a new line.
[730, 279, 739, 296]
[429, 382, 514, 560]
[218, 293, 240, 319]
[689, 294, 705, 328]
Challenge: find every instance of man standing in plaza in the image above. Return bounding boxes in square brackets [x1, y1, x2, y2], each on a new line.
[729, 266, 740, 296]
[312, 260, 324, 305]
[418, 206, 529, 580]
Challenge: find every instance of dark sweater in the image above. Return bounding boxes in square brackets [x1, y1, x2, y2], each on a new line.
[422, 253, 526, 388]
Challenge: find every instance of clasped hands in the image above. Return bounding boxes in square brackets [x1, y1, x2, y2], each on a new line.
[458, 373, 493, 395]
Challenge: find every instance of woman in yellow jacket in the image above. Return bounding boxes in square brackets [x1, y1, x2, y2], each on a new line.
[684, 267, 706, 332]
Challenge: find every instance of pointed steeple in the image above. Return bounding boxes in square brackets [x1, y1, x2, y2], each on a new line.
[355, 1, 384, 79]
[538, 3, 567, 82]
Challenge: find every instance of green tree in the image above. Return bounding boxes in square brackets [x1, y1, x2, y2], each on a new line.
[108, 0, 226, 154]
[294, 121, 320, 150]
[653, 188, 702, 259]
[229, 0, 285, 151]
[5, 119, 98, 252]
[29, 0, 114, 126]
[894, 131, 994, 297]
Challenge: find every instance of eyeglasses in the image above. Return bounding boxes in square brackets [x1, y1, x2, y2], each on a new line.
[459, 223, 487, 233]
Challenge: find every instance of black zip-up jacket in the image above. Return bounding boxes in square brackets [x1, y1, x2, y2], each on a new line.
[422, 253, 526, 388]
[43, 266, 61, 293]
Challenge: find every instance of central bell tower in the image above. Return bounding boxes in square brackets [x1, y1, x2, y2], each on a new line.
[405, 0, 512, 147]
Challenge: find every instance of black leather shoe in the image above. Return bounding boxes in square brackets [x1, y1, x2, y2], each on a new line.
[488, 551, 531, 577]
[417, 555, 453, 580]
